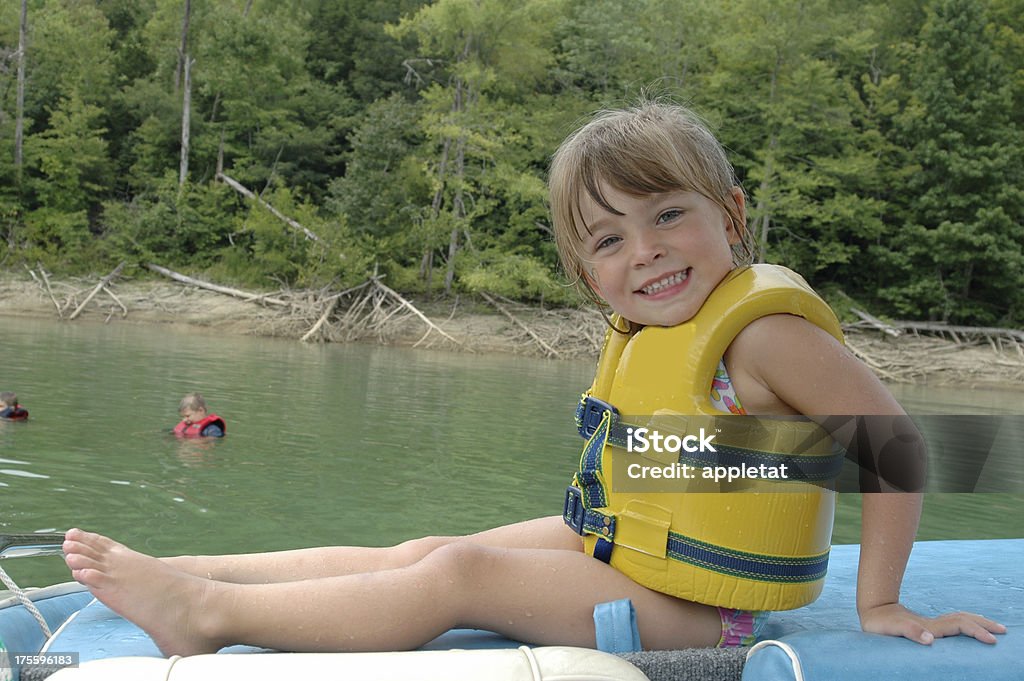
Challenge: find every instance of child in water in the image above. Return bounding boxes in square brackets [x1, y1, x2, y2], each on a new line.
[63, 102, 1004, 656]
[0, 391, 28, 420]
[173, 392, 225, 438]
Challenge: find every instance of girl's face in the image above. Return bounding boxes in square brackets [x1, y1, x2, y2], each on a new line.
[577, 182, 743, 327]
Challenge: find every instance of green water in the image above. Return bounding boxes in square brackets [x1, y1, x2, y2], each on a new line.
[1, 316, 1021, 588]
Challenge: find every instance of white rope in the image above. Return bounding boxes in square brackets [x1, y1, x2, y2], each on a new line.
[746, 639, 805, 681]
[0, 564, 52, 638]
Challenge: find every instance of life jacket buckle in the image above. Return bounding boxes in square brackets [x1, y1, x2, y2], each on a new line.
[563, 486, 586, 535]
[577, 396, 619, 439]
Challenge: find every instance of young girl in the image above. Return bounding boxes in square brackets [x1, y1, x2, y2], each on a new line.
[62, 102, 1004, 656]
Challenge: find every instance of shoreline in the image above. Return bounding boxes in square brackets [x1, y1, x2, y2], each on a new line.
[3, 273, 1022, 390]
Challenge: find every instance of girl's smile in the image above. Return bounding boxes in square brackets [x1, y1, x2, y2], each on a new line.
[635, 268, 690, 298]
[578, 183, 744, 327]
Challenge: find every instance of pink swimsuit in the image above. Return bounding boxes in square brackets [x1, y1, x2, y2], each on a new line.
[709, 360, 771, 647]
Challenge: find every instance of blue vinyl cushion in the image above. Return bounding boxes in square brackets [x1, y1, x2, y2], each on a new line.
[40, 538, 1023, 680]
[743, 539, 1022, 681]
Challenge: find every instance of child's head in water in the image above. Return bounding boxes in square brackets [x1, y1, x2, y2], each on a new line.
[178, 392, 209, 425]
[549, 102, 757, 327]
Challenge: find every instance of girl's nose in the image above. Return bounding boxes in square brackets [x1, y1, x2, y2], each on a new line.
[630, 230, 666, 267]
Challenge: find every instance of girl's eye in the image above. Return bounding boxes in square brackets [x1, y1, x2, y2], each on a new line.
[657, 209, 683, 225]
[595, 235, 621, 250]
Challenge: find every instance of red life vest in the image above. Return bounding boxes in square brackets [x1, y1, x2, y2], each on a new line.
[0, 406, 28, 421]
[173, 413, 225, 438]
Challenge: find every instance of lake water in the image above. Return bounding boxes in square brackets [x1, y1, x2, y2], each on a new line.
[1, 316, 1021, 588]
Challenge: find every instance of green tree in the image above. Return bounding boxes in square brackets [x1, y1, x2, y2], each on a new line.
[697, 1, 861, 267]
[303, 0, 427, 103]
[2, 1, 118, 266]
[327, 93, 428, 238]
[388, 0, 568, 295]
[884, 0, 1024, 323]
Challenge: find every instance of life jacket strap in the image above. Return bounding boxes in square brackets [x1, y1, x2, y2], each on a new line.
[563, 484, 830, 581]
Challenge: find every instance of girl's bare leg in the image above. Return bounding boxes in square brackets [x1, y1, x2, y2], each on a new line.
[164, 516, 578, 583]
[65, 527, 721, 657]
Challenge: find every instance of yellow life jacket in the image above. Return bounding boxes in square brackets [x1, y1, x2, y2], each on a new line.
[562, 264, 844, 611]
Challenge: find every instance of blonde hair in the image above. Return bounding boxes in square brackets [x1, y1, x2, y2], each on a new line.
[179, 392, 208, 413]
[549, 101, 756, 309]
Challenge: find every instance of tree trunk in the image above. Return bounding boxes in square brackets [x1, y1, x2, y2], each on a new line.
[14, 0, 28, 181]
[754, 135, 776, 264]
[443, 136, 465, 295]
[179, 56, 193, 187]
[218, 172, 323, 243]
[174, 0, 191, 92]
[421, 136, 451, 286]
[443, 74, 468, 296]
[755, 53, 783, 263]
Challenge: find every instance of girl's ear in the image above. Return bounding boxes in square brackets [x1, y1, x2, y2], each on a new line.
[725, 186, 747, 244]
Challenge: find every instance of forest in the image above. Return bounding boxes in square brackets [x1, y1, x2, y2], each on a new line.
[0, 0, 1021, 326]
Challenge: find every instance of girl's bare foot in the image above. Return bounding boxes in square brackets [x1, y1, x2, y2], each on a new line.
[63, 528, 228, 657]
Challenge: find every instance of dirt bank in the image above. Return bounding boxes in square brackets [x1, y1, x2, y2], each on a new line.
[2, 273, 1022, 389]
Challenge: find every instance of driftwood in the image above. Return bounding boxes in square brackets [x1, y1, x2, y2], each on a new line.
[847, 331, 1024, 384]
[103, 285, 128, 319]
[893, 320, 1024, 344]
[480, 292, 560, 358]
[218, 172, 323, 244]
[851, 307, 901, 338]
[68, 261, 127, 320]
[846, 308, 1023, 345]
[301, 294, 342, 343]
[140, 265, 459, 349]
[38, 265, 61, 317]
[26, 263, 63, 318]
[145, 263, 290, 307]
[840, 307, 1024, 384]
[6, 266, 1021, 386]
[368, 277, 461, 347]
[300, 282, 370, 342]
[845, 306, 1024, 367]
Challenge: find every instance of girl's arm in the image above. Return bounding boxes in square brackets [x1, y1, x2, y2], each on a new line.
[858, 493, 1002, 644]
[728, 314, 1006, 645]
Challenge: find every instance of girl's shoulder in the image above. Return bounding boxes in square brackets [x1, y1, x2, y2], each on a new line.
[724, 314, 850, 416]
[727, 313, 903, 416]
[731, 313, 835, 353]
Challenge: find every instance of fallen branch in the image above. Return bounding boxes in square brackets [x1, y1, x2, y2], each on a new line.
[68, 261, 127, 320]
[301, 295, 343, 343]
[218, 172, 323, 244]
[891, 320, 1024, 344]
[27, 262, 63, 318]
[370, 276, 461, 346]
[480, 292, 560, 358]
[850, 308, 901, 338]
[146, 263, 290, 307]
[103, 285, 128, 318]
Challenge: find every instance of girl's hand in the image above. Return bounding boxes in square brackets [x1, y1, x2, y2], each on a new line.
[860, 603, 1006, 645]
